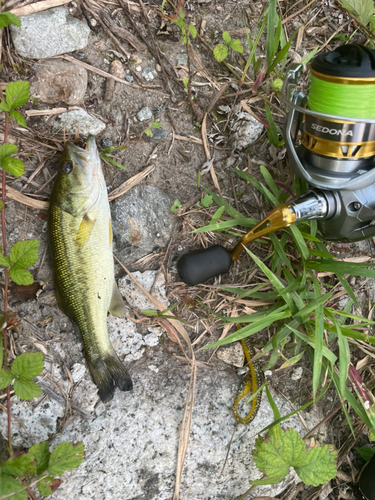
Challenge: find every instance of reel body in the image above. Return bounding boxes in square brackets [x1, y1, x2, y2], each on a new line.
[284, 44, 375, 242]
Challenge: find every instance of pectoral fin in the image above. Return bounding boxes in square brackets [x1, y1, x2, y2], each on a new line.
[77, 215, 96, 246]
[108, 282, 127, 318]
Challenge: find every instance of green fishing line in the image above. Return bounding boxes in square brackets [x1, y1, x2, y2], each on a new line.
[308, 73, 375, 119]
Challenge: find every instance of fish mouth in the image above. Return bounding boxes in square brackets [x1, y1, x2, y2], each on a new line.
[64, 136, 99, 169]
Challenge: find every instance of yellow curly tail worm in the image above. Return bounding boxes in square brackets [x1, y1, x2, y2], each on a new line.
[232, 337, 264, 425]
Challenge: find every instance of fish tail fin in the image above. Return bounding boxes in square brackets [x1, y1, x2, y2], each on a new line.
[87, 352, 133, 403]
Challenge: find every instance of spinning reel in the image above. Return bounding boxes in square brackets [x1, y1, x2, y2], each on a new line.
[178, 44, 375, 286]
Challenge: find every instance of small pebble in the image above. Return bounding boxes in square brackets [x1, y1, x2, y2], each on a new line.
[125, 75, 134, 83]
[78, 52, 85, 60]
[101, 137, 112, 149]
[142, 67, 157, 81]
[151, 127, 167, 142]
[264, 370, 273, 377]
[217, 343, 245, 368]
[176, 53, 188, 66]
[156, 64, 161, 72]
[90, 18, 97, 27]
[136, 106, 152, 122]
[291, 366, 303, 381]
[135, 65, 142, 72]
[103, 58, 110, 64]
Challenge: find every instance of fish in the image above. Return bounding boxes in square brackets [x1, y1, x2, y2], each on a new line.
[49, 136, 133, 403]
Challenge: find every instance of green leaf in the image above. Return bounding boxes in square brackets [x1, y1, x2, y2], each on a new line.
[0, 474, 27, 500]
[266, 0, 277, 67]
[0, 249, 10, 267]
[0, 142, 18, 159]
[294, 293, 333, 318]
[0, 12, 21, 29]
[289, 225, 310, 260]
[29, 442, 50, 475]
[5, 81, 30, 110]
[1, 453, 37, 477]
[213, 43, 229, 62]
[281, 428, 307, 467]
[14, 379, 42, 400]
[1, 157, 25, 177]
[38, 476, 62, 497]
[211, 205, 225, 225]
[171, 199, 182, 213]
[252, 427, 290, 480]
[10, 240, 40, 268]
[101, 154, 126, 170]
[301, 46, 319, 65]
[222, 31, 232, 43]
[11, 352, 44, 380]
[265, 104, 279, 146]
[279, 351, 304, 368]
[187, 24, 197, 38]
[201, 194, 213, 207]
[100, 145, 126, 155]
[9, 267, 33, 285]
[370, 429, 375, 441]
[229, 39, 243, 53]
[152, 122, 161, 128]
[295, 445, 337, 486]
[306, 258, 375, 278]
[0, 368, 13, 390]
[355, 446, 375, 461]
[0, 100, 10, 112]
[265, 384, 280, 422]
[9, 110, 27, 128]
[48, 442, 84, 476]
[0, 200, 4, 211]
[342, 0, 375, 26]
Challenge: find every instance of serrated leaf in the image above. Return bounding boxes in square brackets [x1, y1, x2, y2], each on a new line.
[281, 428, 306, 467]
[9, 110, 27, 128]
[144, 128, 152, 137]
[48, 442, 84, 476]
[213, 43, 229, 62]
[0, 368, 13, 390]
[222, 31, 232, 43]
[11, 352, 44, 380]
[9, 267, 33, 285]
[9, 240, 40, 268]
[38, 476, 62, 497]
[0, 12, 21, 29]
[229, 39, 243, 53]
[0, 249, 10, 267]
[1, 157, 24, 177]
[0, 474, 27, 500]
[250, 474, 286, 486]
[0, 142, 18, 159]
[201, 194, 213, 207]
[14, 379, 42, 400]
[295, 445, 337, 486]
[1, 453, 37, 477]
[6, 81, 30, 110]
[252, 429, 290, 479]
[342, 0, 375, 26]
[29, 442, 50, 475]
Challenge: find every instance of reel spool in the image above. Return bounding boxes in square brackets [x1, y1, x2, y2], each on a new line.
[178, 44, 375, 286]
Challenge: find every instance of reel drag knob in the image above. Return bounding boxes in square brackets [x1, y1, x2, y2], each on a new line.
[177, 245, 232, 286]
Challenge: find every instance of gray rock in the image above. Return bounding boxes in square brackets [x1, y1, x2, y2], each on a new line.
[48, 366, 308, 500]
[101, 137, 112, 149]
[231, 112, 264, 151]
[217, 342, 245, 367]
[142, 67, 157, 81]
[151, 127, 167, 142]
[10, 7, 90, 59]
[124, 75, 134, 83]
[30, 59, 87, 105]
[111, 184, 175, 266]
[54, 108, 106, 136]
[118, 270, 169, 311]
[136, 106, 152, 122]
[176, 53, 188, 66]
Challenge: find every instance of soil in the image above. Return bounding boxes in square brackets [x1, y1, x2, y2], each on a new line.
[1, 0, 375, 499]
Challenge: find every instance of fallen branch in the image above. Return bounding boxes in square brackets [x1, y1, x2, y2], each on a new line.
[11, 0, 70, 16]
[25, 106, 80, 117]
[108, 165, 154, 201]
[102, 11, 147, 52]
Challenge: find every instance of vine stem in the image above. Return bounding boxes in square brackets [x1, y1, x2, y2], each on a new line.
[2, 111, 12, 456]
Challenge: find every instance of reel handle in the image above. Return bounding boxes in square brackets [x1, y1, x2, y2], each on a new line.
[178, 204, 296, 285]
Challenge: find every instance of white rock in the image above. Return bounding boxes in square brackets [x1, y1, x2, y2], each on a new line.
[291, 366, 303, 381]
[142, 67, 157, 81]
[54, 108, 106, 136]
[10, 7, 90, 59]
[217, 342, 245, 367]
[107, 316, 145, 362]
[71, 363, 86, 383]
[144, 333, 160, 347]
[231, 111, 264, 151]
[118, 270, 169, 311]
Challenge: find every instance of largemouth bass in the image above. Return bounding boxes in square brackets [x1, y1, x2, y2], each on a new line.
[49, 136, 133, 402]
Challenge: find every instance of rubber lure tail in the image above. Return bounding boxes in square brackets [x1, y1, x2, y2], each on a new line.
[232, 337, 264, 425]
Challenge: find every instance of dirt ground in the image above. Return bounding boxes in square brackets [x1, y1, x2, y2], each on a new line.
[1, 0, 375, 499]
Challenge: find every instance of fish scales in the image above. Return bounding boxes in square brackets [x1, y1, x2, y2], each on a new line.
[49, 136, 132, 402]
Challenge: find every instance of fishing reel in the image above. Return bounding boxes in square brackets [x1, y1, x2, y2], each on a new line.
[178, 44, 375, 286]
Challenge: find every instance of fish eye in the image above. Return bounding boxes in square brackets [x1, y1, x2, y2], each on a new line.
[62, 161, 73, 174]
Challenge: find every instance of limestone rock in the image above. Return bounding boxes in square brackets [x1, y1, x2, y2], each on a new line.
[231, 111, 264, 151]
[111, 185, 175, 266]
[10, 7, 90, 59]
[31, 59, 87, 104]
[54, 108, 105, 136]
[118, 270, 169, 311]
